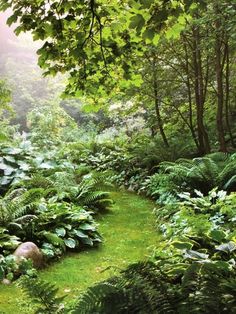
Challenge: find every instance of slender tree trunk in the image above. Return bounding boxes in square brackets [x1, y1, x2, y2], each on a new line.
[150, 126, 157, 138]
[192, 26, 211, 155]
[215, 5, 227, 152]
[183, 39, 200, 150]
[170, 103, 199, 148]
[196, 28, 211, 154]
[224, 40, 235, 147]
[153, 68, 169, 147]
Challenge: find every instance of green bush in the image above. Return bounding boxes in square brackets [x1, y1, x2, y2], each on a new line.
[0, 138, 113, 278]
[144, 153, 236, 203]
[0, 254, 35, 281]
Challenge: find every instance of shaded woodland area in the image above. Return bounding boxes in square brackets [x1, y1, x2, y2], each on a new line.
[0, 1, 235, 313]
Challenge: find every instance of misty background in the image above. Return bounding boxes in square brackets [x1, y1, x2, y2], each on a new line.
[0, 11, 104, 131]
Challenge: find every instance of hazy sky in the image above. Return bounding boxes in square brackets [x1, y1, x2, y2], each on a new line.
[0, 10, 40, 60]
[0, 10, 61, 128]
[0, 11, 17, 53]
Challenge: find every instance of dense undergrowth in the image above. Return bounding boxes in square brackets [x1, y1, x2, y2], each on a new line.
[0, 0, 236, 311]
[0, 136, 113, 281]
[0, 190, 157, 313]
[62, 138, 236, 200]
[0, 112, 235, 313]
[20, 188, 236, 313]
[11, 135, 236, 313]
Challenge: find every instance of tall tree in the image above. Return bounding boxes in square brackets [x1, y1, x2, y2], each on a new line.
[1, 0, 236, 153]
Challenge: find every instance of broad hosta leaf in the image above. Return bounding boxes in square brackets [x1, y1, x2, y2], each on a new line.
[3, 156, 16, 163]
[216, 242, 236, 253]
[38, 161, 57, 169]
[0, 177, 11, 185]
[2, 147, 22, 155]
[73, 229, 89, 239]
[0, 162, 9, 170]
[4, 166, 15, 176]
[81, 237, 93, 246]
[93, 235, 102, 243]
[55, 227, 66, 237]
[172, 241, 193, 250]
[18, 162, 31, 171]
[209, 230, 226, 243]
[64, 238, 76, 248]
[43, 232, 65, 248]
[184, 250, 209, 260]
[79, 223, 96, 231]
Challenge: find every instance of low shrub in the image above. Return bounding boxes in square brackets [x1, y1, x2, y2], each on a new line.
[144, 153, 236, 204]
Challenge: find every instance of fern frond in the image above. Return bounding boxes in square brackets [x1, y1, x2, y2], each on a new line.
[206, 152, 229, 164]
[80, 191, 110, 206]
[157, 155, 235, 195]
[20, 188, 45, 206]
[181, 263, 200, 295]
[73, 282, 122, 314]
[21, 175, 54, 189]
[179, 262, 234, 314]
[73, 176, 112, 211]
[0, 187, 44, 225]
[19, 276, 66, 314]
[219, 161, 236, 191]
[74, 262, 175, 314]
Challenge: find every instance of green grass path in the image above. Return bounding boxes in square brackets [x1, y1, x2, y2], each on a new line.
[0, 190, 159, 313]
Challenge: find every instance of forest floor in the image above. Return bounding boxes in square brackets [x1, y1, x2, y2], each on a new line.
[0, 190, 159, 313]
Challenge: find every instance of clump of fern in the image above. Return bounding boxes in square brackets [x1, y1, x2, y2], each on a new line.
[0, 187, 47, 254]
[178, 262, 236, 314]
[19, 260, 236, 314]
[16, 166, 113, 212]
[19, 276, 67, 314]
[73, 172, 113, 211]
[0, 187, 44, 226]
[145, 152, 236, 203]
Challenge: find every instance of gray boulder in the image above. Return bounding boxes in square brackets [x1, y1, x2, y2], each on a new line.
[13, 242, 44, 269]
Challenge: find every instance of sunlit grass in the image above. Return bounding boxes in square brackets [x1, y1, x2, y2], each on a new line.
[0, 190, 159, 313]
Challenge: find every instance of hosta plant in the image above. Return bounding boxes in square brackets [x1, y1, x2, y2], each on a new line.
[0, 254, 35, 281]
[35, 202, 102, 259]
[153, 189, 236, 274]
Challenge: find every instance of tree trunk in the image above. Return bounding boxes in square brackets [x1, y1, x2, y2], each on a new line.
[153, 68, 169, 147]
[183, 39, 200, 150]
[215, 5, 227, 152]
[192, 26, 211, 155]
[224, 40, 235, 147]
